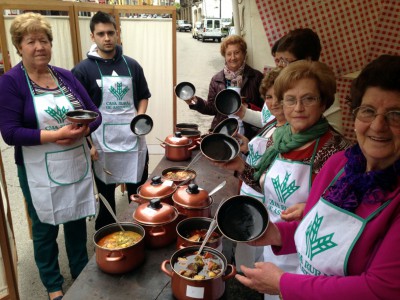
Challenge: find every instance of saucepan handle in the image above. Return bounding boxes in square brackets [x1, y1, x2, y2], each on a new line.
[161, 260, 173, 277]
[105, 251, 125, 262]
[222, 264, 237, 281]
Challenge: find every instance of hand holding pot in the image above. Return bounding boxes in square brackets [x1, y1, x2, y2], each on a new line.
[234, 132, 249, 154]
[235, 262, 284, 296]
[246, 221, 281, 247]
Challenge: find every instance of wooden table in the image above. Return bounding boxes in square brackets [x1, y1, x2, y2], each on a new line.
[64, 152, 251, 300]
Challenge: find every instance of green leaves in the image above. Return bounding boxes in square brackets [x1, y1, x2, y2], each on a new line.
[45, 105, 69, 124]
[271, 171, 300, 203]
[109, 82, 129, 100]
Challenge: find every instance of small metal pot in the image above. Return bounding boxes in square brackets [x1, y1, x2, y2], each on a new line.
[130, 176, 177, 205]
[161, 132, 197, 161]
[161, 246, 236, 300]
[133, 199, 179, 249]
[176, 217, 222, 250]
[175, 123, 199, 132]
[93, 223, 145, 274]
[172, 183, 213, 219]
[161, 166, 197, 185]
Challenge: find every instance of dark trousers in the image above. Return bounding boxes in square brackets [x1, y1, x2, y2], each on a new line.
[94, 153, 149, 230]
[18, 165, 88, 293]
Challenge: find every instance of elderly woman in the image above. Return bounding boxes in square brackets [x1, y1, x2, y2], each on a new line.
[216, 60, 351, 299]
[0, 13, 101, 300]
[185, 35, 264, 139]
[236, 55, 400, 299]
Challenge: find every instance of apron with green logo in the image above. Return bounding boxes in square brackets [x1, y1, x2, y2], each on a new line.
[294, 169, 389, 276]
[261, 103, 274, 126]
[236, 122, 278, 272]
[22, 70, 95, 225]
[262, 140, 319, 278]
[92, 58, 146, 184]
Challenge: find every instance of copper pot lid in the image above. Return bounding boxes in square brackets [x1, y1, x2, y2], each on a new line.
[164, 132, 193, 147]
[139, 176, 176, 199]
[172, 183, 213, 208]
[133, 199, 179, 225]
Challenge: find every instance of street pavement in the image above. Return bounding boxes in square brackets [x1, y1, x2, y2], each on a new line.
[1, 31, 222, 299]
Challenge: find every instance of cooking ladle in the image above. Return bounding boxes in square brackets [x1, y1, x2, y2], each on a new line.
[98, 193, 125, 232]
[87, 137, 113, 175]
[208, 180, 226, 197]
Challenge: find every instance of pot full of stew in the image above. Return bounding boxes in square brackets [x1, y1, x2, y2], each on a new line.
[176, 217, 222, 251]
[132, 199, 179, 249]
[93, 222, 145, 274]
[161, 246, 236, 300]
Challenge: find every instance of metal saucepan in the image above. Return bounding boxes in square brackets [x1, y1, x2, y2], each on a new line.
[214, 89, 241, 115]
[66, 110, 99, 125]
[200, 133, 240, 163]
[212, 117, 239, 136]
[175, 81, 196, 101]
[130, 114, 153, 136]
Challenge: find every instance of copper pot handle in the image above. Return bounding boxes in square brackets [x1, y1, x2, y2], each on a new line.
[105, 251, 125, 262]
[188, 143, 197, 151]
[178, 243, 186, 249]
[222, 264, 237, 281]
[161, 260, 173, 277]
[130, 194, 143, 204]
[149, 226, 167, 236]
[160, 142, 166, 149]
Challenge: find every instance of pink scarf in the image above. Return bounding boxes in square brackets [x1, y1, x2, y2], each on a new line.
[223, 62, 245, 87]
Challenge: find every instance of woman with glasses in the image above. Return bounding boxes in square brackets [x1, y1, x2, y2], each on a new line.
[216, 60, 351, 299]
[234, 54, 400, 299]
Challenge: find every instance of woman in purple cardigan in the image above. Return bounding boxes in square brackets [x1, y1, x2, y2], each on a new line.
[0, 13, 101, 300]
[235, 55, 400, 299]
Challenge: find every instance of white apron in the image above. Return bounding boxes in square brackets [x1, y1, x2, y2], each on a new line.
[294, 169, 390, 276]
[22, 71, 95, 225]
[263, 140, 319, 300]
[261, 103, 275, 127]
[235, 122, 278, 272]
[92, 58, 146, 184]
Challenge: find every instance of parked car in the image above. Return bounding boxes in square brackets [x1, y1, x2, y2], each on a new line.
[192, 21, 202, 39]
[197, 19, 222, 43]
[176, 20, 192, 32]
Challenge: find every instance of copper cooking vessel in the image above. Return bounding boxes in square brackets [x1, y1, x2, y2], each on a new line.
[172, 183, 213, 219]
[131, 176, 177, 205]
[160, 132, 197, 161]
[93, 223, 145, 274]
[133, 199, 179, 249]
[161, 246, 236, 300]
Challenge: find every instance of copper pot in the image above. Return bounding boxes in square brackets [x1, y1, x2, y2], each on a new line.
[161, 246, 236, 300]
[93, 223, 145, 274]
[160, 132, 197, 161]
[133, 199, 179, 249]
[130, 176, 177, 205]
[179, 129, 201, 150]
[176, 217, 222, 250]
[172, 183, 213, 219]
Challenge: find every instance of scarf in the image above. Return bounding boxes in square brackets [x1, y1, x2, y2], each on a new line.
[324, 144, 400, 212]
[223, 61, 245, 87]
[254, 118, 330, 180]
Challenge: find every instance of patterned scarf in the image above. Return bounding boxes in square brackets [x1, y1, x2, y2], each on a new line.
[323, 144, 400, 212]
[254, 118, 330, 180]
[223, 61, 245, 87]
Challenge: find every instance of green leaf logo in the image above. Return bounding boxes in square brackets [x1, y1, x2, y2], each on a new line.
[44, 105, 69, 124]
[271, 171, 300, 203]
[247, 144, 263, 166]
[109, 82, 129, 100]
[305, 213, 337, 260]
[262, 108, 271, 123]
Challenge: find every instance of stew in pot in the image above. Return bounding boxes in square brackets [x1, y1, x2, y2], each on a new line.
[186, 229, 220, 243]
[174, 251, 223, 280]
[97, 231, 142, 250]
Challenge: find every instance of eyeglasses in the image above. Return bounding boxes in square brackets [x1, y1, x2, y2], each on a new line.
[352, 106, 400, 128]
[282, 96, 320, 107]
[274, 57, 297, 67]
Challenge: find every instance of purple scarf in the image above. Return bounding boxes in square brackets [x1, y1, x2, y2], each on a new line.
[323, 144, 400, 212]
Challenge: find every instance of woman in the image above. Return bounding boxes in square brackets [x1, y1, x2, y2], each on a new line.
[0, 13, 101, 300]
[236, 55, 400, 299]
[235, 67, 286, 273]
[217, 60, 351, 299]
[185, 35, 264, 139]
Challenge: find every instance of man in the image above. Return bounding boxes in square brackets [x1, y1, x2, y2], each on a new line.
[72, 11, 151, 230]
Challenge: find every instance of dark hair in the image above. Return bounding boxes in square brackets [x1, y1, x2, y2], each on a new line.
[90, 11, 117, 33]
[350, 55, 400, 110]
[271, 36, 284, 57]
[277, 28, 321, 61]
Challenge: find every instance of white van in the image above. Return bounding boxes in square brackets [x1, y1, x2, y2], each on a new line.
[197, 19, 222, 43]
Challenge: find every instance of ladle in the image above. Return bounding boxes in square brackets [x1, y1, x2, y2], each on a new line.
[98, 193, 125, 232]
[182, 151, 202, 173]
[208, 180, 226, 197]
